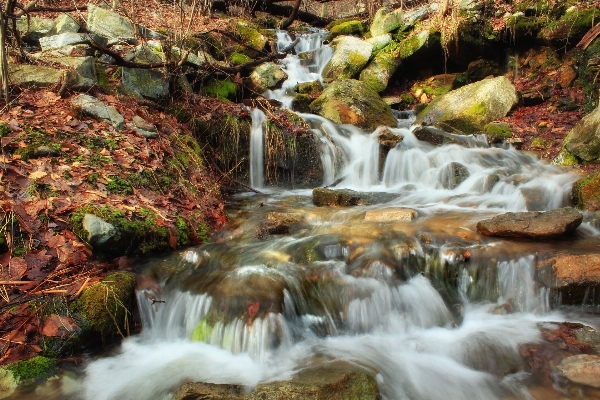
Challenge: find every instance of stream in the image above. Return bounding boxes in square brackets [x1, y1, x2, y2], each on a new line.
[18, 30, 600, 400]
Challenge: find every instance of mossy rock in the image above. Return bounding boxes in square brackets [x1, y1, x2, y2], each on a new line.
[292, 93, 312, 113]
[576, 37, 600, 111]
[4, 356, 57, 386]
[572, 171, 600, 211]
[531, 137, 549, 149]
[322, 36, 373, 83]
[563, 105, 600, 162]
[412, 74, 456, 100]
[398, 30, 429, 60]
[552, 148, 580, 166]
[538, 7, 600, 47]
[359, 41, 402, 93]
[201, 77, 237, 101]
[327, 20, 365, 40]
[229, 52, 252, 65]
[294, 80, 323, 96]
[165, 103, 192, 123]
[370, 7, 404, 37]
[229, 19, 267, 52]
[310, 79, 397, 130]
[466, 59, 500, 83]
[76, 272, 136, 341]
[483, 122, 512, 142]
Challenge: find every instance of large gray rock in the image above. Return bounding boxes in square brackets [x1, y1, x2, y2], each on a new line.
[370, 7, 404, 37]
[72, 94, 125, 130]
[310, 79, 397, 130]
[563, 105, 600, 162]
[248, 62, 288, 93]
[476, 208, 583, 238]
[9, 64, 63, 88]
[39, 33, 107, 52]
[53, 13, 79, 34]
[33, 56, 96, 90]
[87, 4, 136, 39]
[416, 76, 518, 134]
[16, 16, 54, 42]
[82, 214, 117, 246]
[122, 42, 169, 100]
[322, 36, 373, 83]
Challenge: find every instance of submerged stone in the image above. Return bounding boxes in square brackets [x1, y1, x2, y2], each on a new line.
[313, 188, 396, 207]
[364, 208, 418, 222]
[555, 354, 600, 388]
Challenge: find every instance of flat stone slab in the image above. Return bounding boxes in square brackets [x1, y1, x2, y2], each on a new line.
[555, 354, 600, 388]
[476, 208, 583, 239]
[313, 188, 397, 207]
[72, 94, 125, 130]
[364, 208, 418, 222]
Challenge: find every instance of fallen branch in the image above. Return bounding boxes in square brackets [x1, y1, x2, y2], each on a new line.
[578, 23, 600, 49]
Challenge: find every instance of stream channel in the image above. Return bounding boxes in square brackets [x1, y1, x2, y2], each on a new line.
[19, 30, 600, 400]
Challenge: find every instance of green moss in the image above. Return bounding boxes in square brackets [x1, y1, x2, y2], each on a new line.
[328, 20, 365, 38]
[191, 319, 213, 342]
[541, 7, 599, 44]
[106, 175, 133, 196]
[96, 64, 109, 89]
[229, 52, 252, 65]
[5, 356, 57, 385]
[554, 147, 579, 166]
[531, 137, 548, 149]
[483, 122, 512, 141]
[0, 122, 10, 137]
[201, 77, 237, 101]
[230, 20, 266, 51]
[399, 33, 426, 59]
[165, 103, 192, 123]
[76, 272, 136, 340]
[111, 66, 122, 80]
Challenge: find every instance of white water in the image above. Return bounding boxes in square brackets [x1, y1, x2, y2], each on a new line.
[249, 108, 266, 189]
[77, 31, 594, 400]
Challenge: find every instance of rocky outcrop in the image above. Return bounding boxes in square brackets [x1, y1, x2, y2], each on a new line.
[572, 172, 600, 211]
[122, 42, 169, 100]
[8, 64, 63, 89]
[313, 188, 396, 206]
[416, 77, 518, 134]
[370, 7, 404, 37]
[476, 208, 583, 238]
[229, 19, 267, 52]
[322, 36, 373, 82]
[247, 62, 288, 93]
[72, 94, 125, 130]
[310, 79, 397, 130]
[562, 105, 600, 162]
[44, 56, 97, 90]
[171, 364, 379, 400]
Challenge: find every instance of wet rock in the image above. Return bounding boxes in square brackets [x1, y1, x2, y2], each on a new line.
[360, 41, 403, 93]
[555, 354, 600, 388]
[370, 7, 404, 37]
[265, 211, 305, 225]
[248, 62, 288, 93]
[520, 187, 547, 211]
[537, 253, 600, 304]
[445, 162, 470, 189]
[294, 80, 322, 96]
[416, 76, 518, 134]
[364, 208, 418, 222]
[255, 220, 289, 240]
[376, 126, 403, 149]
[171, 363, 379, 400]
[313, 188, 396, 207]
[310, 79, 397, 130]
[8, 64, 63, 89]
[563, 105, 600, 162]
[292, 93, 312, 113]
[476, 208, 583, 238]
[72, 94, 126, 130]
[82, 214, 117, 246]
[413, 126, 471, 146]
[87, 4, 136, 39]
[483, 122, 512, 143]
[574, 174, 600, 212]
[322, 36, 373, 83]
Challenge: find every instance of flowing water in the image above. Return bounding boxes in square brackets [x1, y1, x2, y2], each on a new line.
[19, 31, 600, 400]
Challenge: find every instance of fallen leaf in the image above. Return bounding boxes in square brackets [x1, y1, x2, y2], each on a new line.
[41, 314, 79, 338]
[29, 171, 48, 181]
[9, 257, 27, 280]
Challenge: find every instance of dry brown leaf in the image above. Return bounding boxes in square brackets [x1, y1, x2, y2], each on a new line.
[9, 257, 27, 280]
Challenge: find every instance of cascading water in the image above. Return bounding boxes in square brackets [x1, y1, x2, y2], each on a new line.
[71, 29, 600, 400]
[249, 108, 266, 189]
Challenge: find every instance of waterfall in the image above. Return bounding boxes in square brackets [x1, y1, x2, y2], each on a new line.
[249, 108, 266, 189]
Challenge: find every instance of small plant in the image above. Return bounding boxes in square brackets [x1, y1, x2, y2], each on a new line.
[106, 176, 133, 196]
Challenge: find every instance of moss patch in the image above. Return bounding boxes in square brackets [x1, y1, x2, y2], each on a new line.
[328, 20, 365, 39]
[483, 122, 512, 141]
[229, 52, 252, 65]
[76, 272, 136, 340]
[201, 77, 237, 101]
[5, 356, 57, 385]
[572, 171, 600, 211]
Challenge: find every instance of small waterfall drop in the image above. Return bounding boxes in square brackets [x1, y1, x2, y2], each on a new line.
[249, 108, 266, 189]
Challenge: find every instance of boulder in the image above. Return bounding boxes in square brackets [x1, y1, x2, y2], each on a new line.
[364, 208, 417, 222]
[53, 13, 80, 34]
[8, 64, 63, 89]
[313, 188, 396, 206]
[310, 79, 397, 130]
[294, 80, 323, 96]
[370, 7, 404, 37]
[555, 355, 600, 388]
[367, 34, 392, 54]
[483, 122, 512, 143]
[398, 30, 430, 59]
[39, 33, 107, 52]
[82, 214, 117, 246]
[328, 20, 365, 40]
[416, 76, 518, 134]
[229, 19, 267, 52]
[72, 94, 126, 130]
[476, 208, 583, 238]
[466, 59, 499, 83]
[572, 172, 600, 211]
[292, 94, 312, 113]
[122, 43, 169, 100]
[171, 364, 379, 400]
[248, 62, 288, 93]
[444, 162, 470, 189]
[359, 41, 402, 92]
[87, 4, 136, 39]
[412, 126, 472, 147]
[562, 105, 600, 162]
[16, 16, 54, 43]
[537, 253, 600, 299]
[322, 36, 373, 83]
[377, 126, 403, 149]
[43, 56, 97, 90]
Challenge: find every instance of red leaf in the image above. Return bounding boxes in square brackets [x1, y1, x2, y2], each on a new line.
[9, 257, 27, 280]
